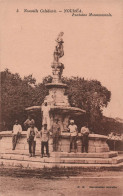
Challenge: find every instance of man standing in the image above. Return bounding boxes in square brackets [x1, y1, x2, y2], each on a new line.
[27, 121, 38, 157]
[24, 115, 35, 130]
[51, 119, 60, 152]
[68, 120, 78, 153]
[81, 123, 90, 153]
[40, 124, 50, 158]
[41, 102, 51, 130]
[12, 120, 22, 150]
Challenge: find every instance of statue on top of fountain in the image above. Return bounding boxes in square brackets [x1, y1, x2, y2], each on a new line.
[53, 32, 64, 63]
[52, 32, 64, 83]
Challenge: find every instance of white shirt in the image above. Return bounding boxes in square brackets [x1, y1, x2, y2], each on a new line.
[27, 127, 38, 141]
[13, 124, 22, 135]
[81, 126, 90, 135]
[68, 124, 78, 136]
[40, 128, 49, 142]
[42, 105, 50, 117]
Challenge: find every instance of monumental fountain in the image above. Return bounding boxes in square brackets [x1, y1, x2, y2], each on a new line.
[23, 32, 110, 153]
[0, 32, 122, 168]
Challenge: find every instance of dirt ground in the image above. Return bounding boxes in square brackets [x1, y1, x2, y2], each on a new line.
[0, 167, 123, 196]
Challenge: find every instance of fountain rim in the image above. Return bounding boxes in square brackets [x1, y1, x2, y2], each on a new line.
[45, 83, 67, 89]
[25, 105, 86, 115]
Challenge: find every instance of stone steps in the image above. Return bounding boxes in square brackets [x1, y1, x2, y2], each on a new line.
[0, 153, 123, 165]
[58, 151, 118, 158]
[0, 149, 118, 158]
[0, 157, 123, 169]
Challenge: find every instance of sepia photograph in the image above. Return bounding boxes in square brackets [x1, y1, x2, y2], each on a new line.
[0, 0, 123, 195]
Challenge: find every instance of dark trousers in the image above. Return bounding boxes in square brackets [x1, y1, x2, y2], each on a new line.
[41, 141, 49, 155]
[12, 135, 18, 150]
[82, 135, 89, 153]
[53, 134, 59, 152]
[70, 136, 77, 151]
[29, 140, 36, 155]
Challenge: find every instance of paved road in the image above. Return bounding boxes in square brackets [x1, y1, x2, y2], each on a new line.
[0, 168, 123, 196]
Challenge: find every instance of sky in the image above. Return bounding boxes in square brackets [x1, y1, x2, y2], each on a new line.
[0, 0, 123, 119]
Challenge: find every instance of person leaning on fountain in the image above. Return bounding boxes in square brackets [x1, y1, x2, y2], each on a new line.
[12, 120, 22, 150]
[40, 124, 50, 158]
[27, 120, 38, 157]
[68, 120, 78, 153]
[51, 119, 60, 152]
[81, 123, 90, 153]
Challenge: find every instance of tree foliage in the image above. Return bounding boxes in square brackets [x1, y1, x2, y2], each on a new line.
[1, 69, 47, 129]
[62, 76, 111, 133]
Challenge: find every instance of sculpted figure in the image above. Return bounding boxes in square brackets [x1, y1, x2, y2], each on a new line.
[53, 32, 64, 62]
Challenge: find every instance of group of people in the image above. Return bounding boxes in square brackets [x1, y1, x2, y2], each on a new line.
[68, 120, 90, 153]
[12, 117, 61, 157]
[12, 117, 90, 157]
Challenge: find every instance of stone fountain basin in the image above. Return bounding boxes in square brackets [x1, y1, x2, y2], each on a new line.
[25, 105, 85, 116]
[0, 131, 110, 153]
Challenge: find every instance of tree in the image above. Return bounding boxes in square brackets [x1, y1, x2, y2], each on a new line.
[1, 70, 36, 129]
[1, 70, 49, 130]
[62, 77, 111, 133]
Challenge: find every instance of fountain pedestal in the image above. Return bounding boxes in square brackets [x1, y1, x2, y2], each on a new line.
[1, 131, 122, 169]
